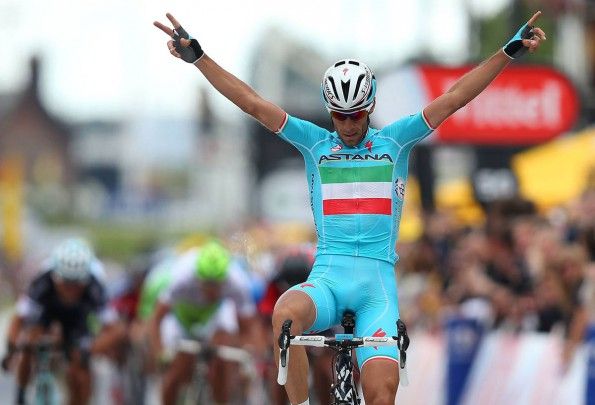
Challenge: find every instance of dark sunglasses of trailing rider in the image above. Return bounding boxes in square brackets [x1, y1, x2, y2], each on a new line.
[330, 109, 368, 121]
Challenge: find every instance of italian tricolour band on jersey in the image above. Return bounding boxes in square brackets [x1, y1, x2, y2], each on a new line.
[321, 165, 393, 215]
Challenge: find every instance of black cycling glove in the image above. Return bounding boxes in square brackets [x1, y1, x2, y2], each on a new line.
[172, 25, 204, 63]
[503, 23, 534, 59]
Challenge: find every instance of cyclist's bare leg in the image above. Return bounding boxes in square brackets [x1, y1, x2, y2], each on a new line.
[66, 350, 91, 405]
[271, 290, 316, 405]
[161, 351, 195, 405]
[311, 348, 333, 405]
[208, 329, 235, 403]
[15, 326, 44, 390]
[360, 358, 399, 405]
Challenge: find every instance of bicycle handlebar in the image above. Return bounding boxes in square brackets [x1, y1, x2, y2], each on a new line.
[289, 335, 401, 348]
[177, 339, 258, 377]
[277, 321, 410, 387]
[1, 338, 63, 372]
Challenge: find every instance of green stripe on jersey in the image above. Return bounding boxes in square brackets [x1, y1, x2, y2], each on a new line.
[319, 165, 393, 184]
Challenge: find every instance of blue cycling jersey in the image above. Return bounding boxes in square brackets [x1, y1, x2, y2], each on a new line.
[277, 112, 433, 264]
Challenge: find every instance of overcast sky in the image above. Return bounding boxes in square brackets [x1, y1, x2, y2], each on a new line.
[0, 0, 510, 122]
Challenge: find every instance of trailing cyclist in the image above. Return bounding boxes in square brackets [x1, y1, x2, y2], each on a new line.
[2, 238, 127, 405]
[258, 244, 332, 405]
[147, 240, 263, 405]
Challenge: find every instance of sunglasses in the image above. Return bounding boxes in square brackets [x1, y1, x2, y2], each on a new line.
[330, 110, 368, 121]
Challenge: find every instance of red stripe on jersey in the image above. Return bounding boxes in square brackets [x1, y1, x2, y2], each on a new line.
[323, 198, 392, 215]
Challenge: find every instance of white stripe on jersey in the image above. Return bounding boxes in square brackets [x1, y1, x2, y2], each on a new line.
[321, 182, 392, 200]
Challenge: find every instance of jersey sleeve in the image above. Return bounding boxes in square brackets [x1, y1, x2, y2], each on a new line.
[277, 114, 329, 150]
[158, 250, 197, 305]
[16, 295, 43, 322]
[19, 271, 52, 320]
[383, 112, 434, 146]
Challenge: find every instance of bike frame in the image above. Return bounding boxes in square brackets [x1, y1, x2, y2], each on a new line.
[33, 340, 60, 405]
[277, 312, 410, 405]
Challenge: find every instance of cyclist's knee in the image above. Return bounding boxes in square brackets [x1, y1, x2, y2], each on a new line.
[271, 291, 315, 334]
[362, 380, 398, 405]
[361, 359, 399, 405]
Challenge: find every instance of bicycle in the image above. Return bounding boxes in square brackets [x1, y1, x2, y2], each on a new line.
[277, 311, 410, 405]
[116, 339, 148, 405]
[176, 338, 266, 405]
[2, 336, 64, 405]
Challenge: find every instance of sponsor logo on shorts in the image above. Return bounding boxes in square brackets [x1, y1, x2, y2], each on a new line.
[372, 328, 386, 350]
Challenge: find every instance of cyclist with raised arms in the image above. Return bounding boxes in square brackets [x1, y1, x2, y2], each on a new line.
[154, 11, 546, 405]
[2, 238, 126, 405]
[147, 240, 262, 405]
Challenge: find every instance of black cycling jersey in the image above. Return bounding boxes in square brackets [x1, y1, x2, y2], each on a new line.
[23, 268, 110, 344]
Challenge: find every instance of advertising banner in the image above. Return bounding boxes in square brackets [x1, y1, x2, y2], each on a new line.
[393, 330, 587, 405]
[445, 316, 484, 405]
[375, 65, 579, 145]
[587, 324, 595, 404]
[461, 332, 585, 405]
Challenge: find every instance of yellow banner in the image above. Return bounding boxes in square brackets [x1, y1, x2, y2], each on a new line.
[0, 156, 24, 263]
[512, 127, 595, 209]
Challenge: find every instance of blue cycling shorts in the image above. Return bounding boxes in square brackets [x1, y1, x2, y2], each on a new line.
[287, 254, 400, 369]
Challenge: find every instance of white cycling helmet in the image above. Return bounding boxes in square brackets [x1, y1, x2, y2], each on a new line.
[51, 238, 94, 283]
[321, 59, 377, 113]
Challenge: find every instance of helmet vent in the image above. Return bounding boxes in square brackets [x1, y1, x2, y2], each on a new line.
[334, 61, 346, 67]
[349, 60, 360, 66]
[341, 80, 350, 101]
[327, 77, 340, 100]
[353, 74, 365, 97]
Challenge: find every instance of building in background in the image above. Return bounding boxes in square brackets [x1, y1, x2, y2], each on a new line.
[249, 27, 328, 223]
[0, 57, 74, 196]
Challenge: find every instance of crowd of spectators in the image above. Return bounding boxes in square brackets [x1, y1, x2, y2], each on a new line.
[396, 188, 595, 366]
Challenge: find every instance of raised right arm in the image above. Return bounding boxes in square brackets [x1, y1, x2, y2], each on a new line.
[193, 54, 287, 132]
[154, 13, 287, 133]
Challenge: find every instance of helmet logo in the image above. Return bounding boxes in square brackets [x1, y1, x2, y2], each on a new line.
[342, 68, 349, 75]
[324, 83, 335, 101]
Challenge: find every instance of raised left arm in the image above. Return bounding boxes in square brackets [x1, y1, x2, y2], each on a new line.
[423, 11, 546, 129]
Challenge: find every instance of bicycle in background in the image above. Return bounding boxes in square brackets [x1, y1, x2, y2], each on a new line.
[174, 338, 265, 404]
[277, 312, 410, 405]
[2, 336, 64, 405]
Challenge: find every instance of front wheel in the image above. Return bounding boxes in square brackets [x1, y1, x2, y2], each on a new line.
[34, 377, 59, 405]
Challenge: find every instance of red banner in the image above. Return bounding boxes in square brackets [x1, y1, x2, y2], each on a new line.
[418, 65, 580, 144]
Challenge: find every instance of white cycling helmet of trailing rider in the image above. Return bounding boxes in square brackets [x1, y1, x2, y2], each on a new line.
[321, 59, 377, 113]
[51, 238, 94, 283]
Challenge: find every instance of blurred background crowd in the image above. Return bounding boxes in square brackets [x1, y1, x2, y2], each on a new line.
[1, 0, 595, 402]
